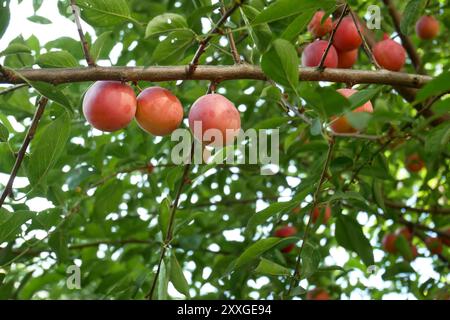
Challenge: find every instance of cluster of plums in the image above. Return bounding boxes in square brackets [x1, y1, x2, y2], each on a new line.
[303, 11, 439, 72]
[383, 226, 449, 260]
[82, 81, 241, 146]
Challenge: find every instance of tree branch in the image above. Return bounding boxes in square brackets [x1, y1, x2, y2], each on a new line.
[319, 4, 348, 69]
[288, 136, 335, 296]
[385, 200, 450, 215]
[146, 143, 194, 300]
[0, 97, 48, 208]
[0, 84, 28, 95]
[188, 0, 245, 74]
[0, 65, 432, 88]
[220, 0, 241, 64]
[70, 0, 96, 67]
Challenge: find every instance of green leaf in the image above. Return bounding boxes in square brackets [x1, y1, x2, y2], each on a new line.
[157, 259, 168, 300]
[382, 262, 414, 280]
[300, 240, 321, 278]
[348, 88, 381, 111]
[261, 39, 299, 89]
[329, 191, 366, 203]
[93, 180, 124, 218]
[152, 30, 195, 64]
[234, 237, 298, 269]
[400, 0, 427, 35]
[90, 31, 113, 62]
[48, 230, 69, 262]
[33, 0, 44, 12]
[241, 5, 273, 52]
[395, 235, 413, 261]
[36, 51, 78, 68]
[425, 122, 450, 156]
[170, 253, 190, 297]
[146, 13, 188, 38]
[0, 122, 8, 142]
[289, 286, 307, 296]
[346, 112, 372, 131]
[255, 258, 291, 276]
[28, 81, 73, 112]
[281, 11, 315, 42]
[0, 210, 33, 243]
[253, 116, 290, 130]
[0, 43, 31, 56]
[27, 15, 51, 24]
[0, 4, 10, 38]
[372, 179, 386, 212]
[245, 186, 312, 235]
[335, 215, 374, 267]
[28, 112, 71, 186]
[310, 118, 322, 136]
[253, 0, 335, 25]
[158, 198, 171, 237]
[416, 72, 450, 102]
[78, 0, 134, 27]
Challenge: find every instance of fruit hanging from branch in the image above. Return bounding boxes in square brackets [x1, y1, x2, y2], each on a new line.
[82, 81, 137, 132]
[188, 94, 241, 147]
[136, 87, 184, 136]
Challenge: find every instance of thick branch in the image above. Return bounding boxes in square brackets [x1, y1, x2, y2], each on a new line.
[0, 97, 48, 208]
[0, 66, 432, 88]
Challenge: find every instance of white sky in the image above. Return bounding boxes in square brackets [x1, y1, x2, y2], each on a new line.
[0, 0, 444, 300]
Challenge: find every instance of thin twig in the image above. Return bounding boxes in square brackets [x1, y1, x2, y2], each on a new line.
[348, 7, 381, 69]
[331, 132, 382, 140]
[385, 200, 450, 216]
[220, 0, 241, 64]
[318, 4, 348, 70]
[70, 0, 96, 67]
[146, 143, 194, 300]
[0, 97, 48, 208]
[187, 0, 245, 74]
[0, 84, 28, 95]
[287, 136, 335, 296]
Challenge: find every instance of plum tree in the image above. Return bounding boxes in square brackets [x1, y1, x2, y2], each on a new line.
[301, 40, 338, 68]
[136, 87, 184, 136]
[416, 16, 439, 40]
[373, 34, 406, 71]
[337, 49, 358, 68]
[82, 81, 137, 132]
[307, 11, 332, 38]
[329, 88, 373, 133]
[332, 16, 362, 52]
[188, 94, 241, 147]
[274, 226, 297, 253]
[0, 0, 449, 302]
